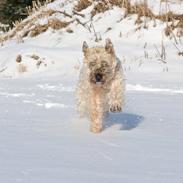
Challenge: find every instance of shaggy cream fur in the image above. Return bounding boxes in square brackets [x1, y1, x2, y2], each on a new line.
[76, 39, 125, 133]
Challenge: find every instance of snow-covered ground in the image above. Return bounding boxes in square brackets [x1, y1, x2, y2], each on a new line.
[0, 0, 183, 182]
[1, 72, 183, 183]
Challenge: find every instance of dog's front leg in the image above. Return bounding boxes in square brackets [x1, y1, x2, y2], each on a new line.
[90, 87, 104, 133]
[108, 67, 125, 113]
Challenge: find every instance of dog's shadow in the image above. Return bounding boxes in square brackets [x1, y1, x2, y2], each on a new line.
[104, 112, 144, 131]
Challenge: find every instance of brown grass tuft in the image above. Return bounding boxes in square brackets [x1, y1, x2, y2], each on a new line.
[91, 1, 109, 17]
[176, 19, 183, 29]
[29, 19, 71, 37]
[16, 54, 22, 63]
[108, 0, 123, 7]
[30, 24, 48, 37]
[1, 0, 183, 43]
[74, 0, 92, 12]
[18, 64, 27, 73]
[164, 26, 172, 36]
[48, 19, 70, 30]
[30, 54, 40, 60]
[112, 0, 183, 37]
[27, 0, 54, 15]
[66, 28, 74, 33]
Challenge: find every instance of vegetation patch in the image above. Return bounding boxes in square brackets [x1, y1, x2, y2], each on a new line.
[91, 1, 110, 17]
[0, 0, 183, 44]
[74, 0, 92, 12]
[30, 24, 48, 37]
[48, 19, 70, 30]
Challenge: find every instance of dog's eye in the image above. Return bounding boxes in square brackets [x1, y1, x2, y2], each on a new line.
[101, 61, 108, 67]
[89, 62, 96, 68]
[101, 67, 106, 73]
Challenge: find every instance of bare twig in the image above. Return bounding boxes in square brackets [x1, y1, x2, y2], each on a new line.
[173, 43, 183, 56]
[90, 21, 100, 42]
[0, 67, 7, 73]
[154, 44, 161, 57]
[158, 58, 167, 64]
[57, 10, 72, 18]
[75, 18, 91, 32]
[73, 10, 85, 18]
[154, 44, 167, 63]
[161, 37, 166, 60]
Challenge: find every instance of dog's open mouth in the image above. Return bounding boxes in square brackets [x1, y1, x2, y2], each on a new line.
[95, 81, 102, 86]
[90, 73, 106, 85]
[90, 80, 104, 85]
[93, 80, 106, 87]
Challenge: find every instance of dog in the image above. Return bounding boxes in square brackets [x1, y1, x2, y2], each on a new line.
[76, 38, 125, 133]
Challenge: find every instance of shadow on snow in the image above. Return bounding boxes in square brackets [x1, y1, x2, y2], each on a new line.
[104, 112, 144, 131]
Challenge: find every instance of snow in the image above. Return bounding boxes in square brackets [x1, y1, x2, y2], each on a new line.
[127, 84, 183, 94]
[0, 0, 183, 182]
[0, 75, 183, 183]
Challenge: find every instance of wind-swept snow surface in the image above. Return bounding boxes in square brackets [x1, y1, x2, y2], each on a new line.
[0, 0, 183, 182]
[0, 74, 183, 183]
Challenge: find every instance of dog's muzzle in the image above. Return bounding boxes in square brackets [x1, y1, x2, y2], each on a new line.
[89, 71, 105, 85]
[95, 73, 103, 82]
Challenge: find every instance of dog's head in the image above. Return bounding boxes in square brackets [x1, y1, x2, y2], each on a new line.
[82, 39, 116, 86]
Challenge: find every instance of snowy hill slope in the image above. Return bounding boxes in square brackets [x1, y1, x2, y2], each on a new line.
[0, 0, 183, 183]
[0, 0, 182, 77]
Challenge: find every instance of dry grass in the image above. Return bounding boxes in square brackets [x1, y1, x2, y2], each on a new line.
[177, 19, 183, 27]
[66, 28, 74, 33]
[0, 9, 72, 41]
[110, 0, 183, 37]
[31, 19, 71, 37]
[48, 19, 70, 30]
[27, 54, 47, 68]
[30, 54, 40, 60]
[30, 24, 48, 37]
[16, 54, 22, 63]
[164, 26, 172, 36]
[0, 0, 59, 43]
[1, 0, 183, 43]
[108, 0, 123, 7]
[29, 19, 70, 37]
[26, 0, 54, 15]
[36, 60, 46, 68]
[74, 0, 92, 12]
[91, 1, 110, 17]
[88, 0, 182, 34]
[17, 63, 27, 73]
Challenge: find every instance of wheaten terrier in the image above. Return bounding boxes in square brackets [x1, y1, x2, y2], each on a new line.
[76, 38, 125, 133]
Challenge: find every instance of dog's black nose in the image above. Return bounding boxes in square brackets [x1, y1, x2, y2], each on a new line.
[95, 73, 102, 82]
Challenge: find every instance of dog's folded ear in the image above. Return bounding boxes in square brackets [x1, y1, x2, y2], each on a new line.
[82, 41, 89, 55]
[105, 38, 114, 55]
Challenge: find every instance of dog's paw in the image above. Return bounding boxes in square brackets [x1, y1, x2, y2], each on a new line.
[90, 125, 102, 133]
[109, 105, 122, 112]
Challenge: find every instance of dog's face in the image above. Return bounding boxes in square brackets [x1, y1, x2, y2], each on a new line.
[82, 39, 115, 86]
